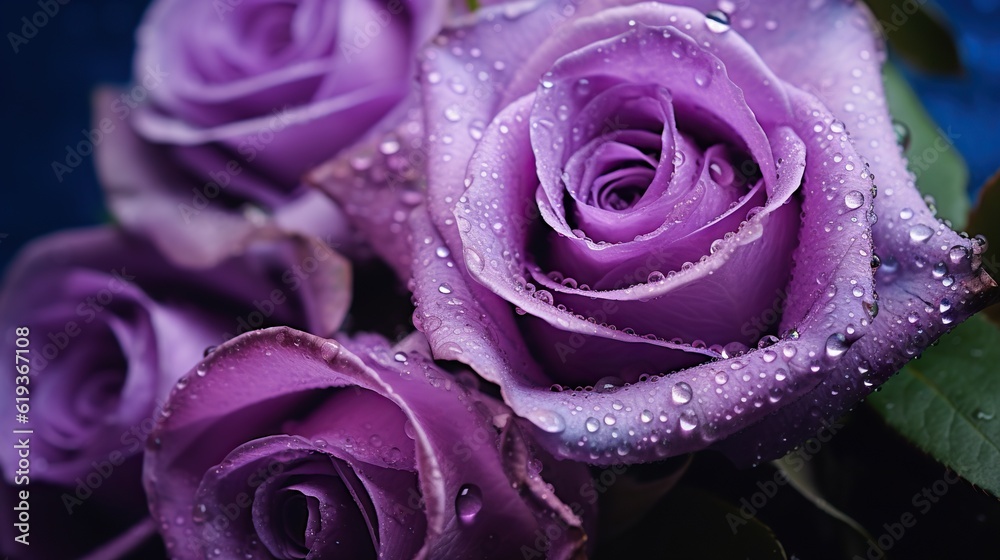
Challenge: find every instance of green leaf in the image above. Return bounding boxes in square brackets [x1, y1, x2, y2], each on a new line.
[595, 486, 786, 559]
[465, 0, 480, 12]
[863, 0, 962, 75]
[883, 63, 970, 228]
[868, 314, 1000, 497]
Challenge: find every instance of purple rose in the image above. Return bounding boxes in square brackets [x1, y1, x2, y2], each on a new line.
[97, 0, 447, 266]
[144, 327, 593, 559]
[322, 0, 998, 465]
[0, 227, 349, 489]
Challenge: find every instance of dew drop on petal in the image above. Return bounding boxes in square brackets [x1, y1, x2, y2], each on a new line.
[844, 190, 864, 210]
[594, 376, 625, 393]
[705, 10, 731, 33]
[455, 484, 483, 524]
[825, 333, 849, 359]
[533, 409, 566, 433]
[893, 120, 911, 150]
[679, 410, 699, 431]
[909, 224, 934, 243]
[948, 246, 969, 264]
[671, 382, 693, 404]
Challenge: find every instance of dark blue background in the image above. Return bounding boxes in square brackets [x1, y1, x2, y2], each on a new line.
[1, 0, 997, 271]
[1, 0, 152, 269]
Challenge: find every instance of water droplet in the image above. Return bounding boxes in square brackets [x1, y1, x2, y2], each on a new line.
[715, 372, 729, 385]
[435, 246, 451, 258]
[595, 376, 624, 393]
[585, 417, 600, 432]
[647, 271, 666, 283]
[195, 364, 208, 377]
[865, 300, 879, 319]
[721, 341, 749, 359]
[757, 335, 780, 349]
[679, 410, 699, 431]
[768, 386, 784, 403]
[907, 311, 920, 324]
[533, 290, 554, 305]
[379, 136, 401, 155]
[671, 382, 693, 404]
[705, 10, 731, 32]
[393, 352, 408, 363]
[640, 409, 654, 423]
[403, 420, 417, 439]
[694, 69, 712, 87]
[948, 246, 969, 264]
[603, 413, 617, 426]
[438, 283, 453, 294]
[455, 484, 483, 524]
[893, 120, 911, 150]
[909, 224, 934, 243]
[383, 446, 402, 465]
[899, 208, 914, 220]
[974, 234, 990, 252]
[830, 120, 846, 133]
[320, 341, 340, 362]
[844, 190, 864, 210]
[533, 409, 566, 433]
[192, 503, 208, 524]
[444, 105, 461, 122]
[202, 346, 217, 357]
[825, 333, 849, 359]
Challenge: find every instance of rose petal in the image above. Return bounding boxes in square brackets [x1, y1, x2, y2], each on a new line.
[0, 227, 349, 484]
[145, 327, 590, 559]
